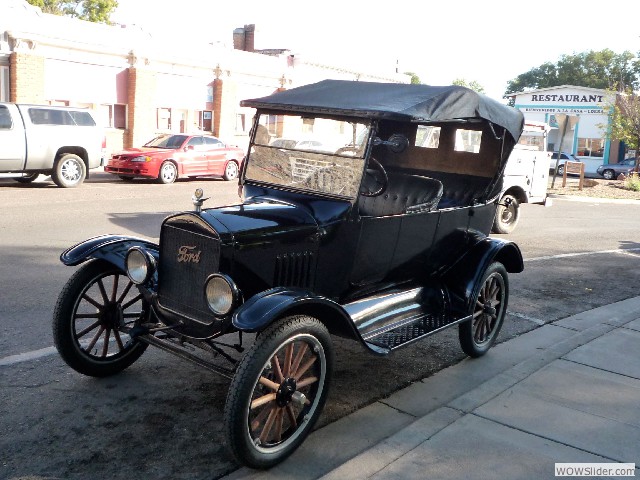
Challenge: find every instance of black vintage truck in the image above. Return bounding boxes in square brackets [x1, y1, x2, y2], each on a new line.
[53, 80, 525, 468]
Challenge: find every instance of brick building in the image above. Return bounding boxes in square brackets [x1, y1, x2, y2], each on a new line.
[0, 1, 408, 155]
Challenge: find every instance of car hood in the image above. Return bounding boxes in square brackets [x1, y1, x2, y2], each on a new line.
[201, 198, 319, 242]
[114, 147, 177, 157]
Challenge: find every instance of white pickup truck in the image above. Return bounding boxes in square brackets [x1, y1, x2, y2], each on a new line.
[492, 121, 552, 234]
[0, 103, 104, 187]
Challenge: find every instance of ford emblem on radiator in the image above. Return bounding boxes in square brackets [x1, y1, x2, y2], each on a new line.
[177, 245, 201, 263]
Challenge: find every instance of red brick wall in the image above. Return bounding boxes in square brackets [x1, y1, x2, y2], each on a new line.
[212, 78, 223, 137]
[125, 67, 157, 148]
[10, 52, 45, 103]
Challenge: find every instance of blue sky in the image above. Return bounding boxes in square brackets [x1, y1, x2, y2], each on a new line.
[113, 0, 640, 101]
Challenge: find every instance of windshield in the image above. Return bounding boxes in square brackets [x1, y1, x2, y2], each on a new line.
[144, 134, 188, 149]
[245, 114, 370, 198]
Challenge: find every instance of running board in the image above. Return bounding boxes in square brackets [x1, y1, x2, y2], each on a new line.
[363, 314, 469, 354]
[343, 286, 467, 355]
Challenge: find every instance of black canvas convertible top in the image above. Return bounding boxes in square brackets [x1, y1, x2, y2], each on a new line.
[241, 80, 524, 142]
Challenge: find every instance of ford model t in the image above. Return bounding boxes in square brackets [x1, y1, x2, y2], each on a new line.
[53, 80, 525, 469]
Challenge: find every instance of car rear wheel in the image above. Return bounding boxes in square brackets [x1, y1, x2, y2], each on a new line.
[52, 259, 149, 377]
[224, 315, 333, 469]
[52, 154, 86, 188]
[158, 161, 177, 184]
[492, 194, 519, 234]
[557, 164, 565, 176]
[224, 160, 239, 181]
[459, 262, 508, 358]
[602, 169, 615, 180]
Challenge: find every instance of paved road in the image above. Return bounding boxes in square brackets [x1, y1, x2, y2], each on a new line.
[1, 172, 640, 479]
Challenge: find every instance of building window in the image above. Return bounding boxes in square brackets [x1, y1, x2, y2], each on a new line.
[302, 117, 314, 134]
[157, 107, 171, 130]
[99, 104, 126, 129]
[260, 114, 282, 136]
[576, 137, 605, 158]
[0, 66, 9, 102]
[236, 113, 247, 133]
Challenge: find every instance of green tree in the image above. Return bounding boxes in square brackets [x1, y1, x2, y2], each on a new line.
[452, 78, 485, 94]
[601, 85, 640, 171]
[26, 0, 118, 24]
[504, 49, 640, 99]
[404, 72, 421, 85]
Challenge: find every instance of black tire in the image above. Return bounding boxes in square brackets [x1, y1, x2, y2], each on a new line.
[52, 153, 86, 187]
[459, 262, 509, 358]
[52, 259, 149, 377]
[158, 161, 177, 184]
[492, 194, 520, 234]
[223, 160, 239, 181]
[557, 164, 565, 176]
[602, 169, 615, 180]
[224, 315, 333, 469]
[16, 173, 39, 184]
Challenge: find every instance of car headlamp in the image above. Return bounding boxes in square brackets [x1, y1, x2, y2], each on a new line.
[130, 155, 151, 162]
[125, 247, 155, 285]
[204, 274, 238, 316]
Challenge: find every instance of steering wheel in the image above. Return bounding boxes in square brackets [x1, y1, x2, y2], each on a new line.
[360, 157, 388, 197]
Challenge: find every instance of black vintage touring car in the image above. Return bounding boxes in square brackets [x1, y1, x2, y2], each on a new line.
[53, 80, 525, 468]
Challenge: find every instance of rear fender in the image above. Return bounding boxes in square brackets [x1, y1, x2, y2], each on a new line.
[60, 234, 159, 271]
[232, 287, 361, 340]
[442, 235, 523, 315]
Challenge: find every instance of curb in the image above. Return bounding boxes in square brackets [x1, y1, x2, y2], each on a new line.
[548, 194, 640, 204]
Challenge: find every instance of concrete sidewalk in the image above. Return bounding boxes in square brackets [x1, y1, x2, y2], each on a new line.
[224, 296, 640, 480]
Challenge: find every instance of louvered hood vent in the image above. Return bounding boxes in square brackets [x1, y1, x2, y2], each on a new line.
[274, 251, 315, 288]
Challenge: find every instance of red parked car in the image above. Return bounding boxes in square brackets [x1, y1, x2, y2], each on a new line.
[105, 134, 245, 184]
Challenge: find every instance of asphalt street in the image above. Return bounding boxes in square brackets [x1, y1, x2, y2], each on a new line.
[1, 171, 640, 479]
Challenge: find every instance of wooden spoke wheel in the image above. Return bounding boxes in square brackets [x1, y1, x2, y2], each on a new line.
[224, 315, 333, 469]
[52, 259, 149, 377]
[459, 262, 509, 358]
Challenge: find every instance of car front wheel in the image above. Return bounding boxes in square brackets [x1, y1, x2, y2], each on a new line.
[459, 262, 509, 358]
[158, 161, 177, 184]
[602, 169, 615, 180]
[52, 259, 149, 377]
[224, 315, 333, 469]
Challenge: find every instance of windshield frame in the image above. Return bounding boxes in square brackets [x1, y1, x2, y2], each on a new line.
[242, 112, 373, 200]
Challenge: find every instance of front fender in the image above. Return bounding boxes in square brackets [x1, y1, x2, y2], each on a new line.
[60, 234, 159, 271]
[232, 287, 360, 340]
[442, 235, 523, 315]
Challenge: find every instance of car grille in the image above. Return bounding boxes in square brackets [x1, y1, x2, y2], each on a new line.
[158, 224, 220, 324]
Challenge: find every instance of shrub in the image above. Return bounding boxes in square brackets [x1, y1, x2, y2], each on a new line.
[625, 173, 640, 192]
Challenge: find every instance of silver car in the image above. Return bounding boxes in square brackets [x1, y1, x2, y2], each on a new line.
[549, 152, 582, 175]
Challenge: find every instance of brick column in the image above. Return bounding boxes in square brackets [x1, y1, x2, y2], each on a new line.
[10, 52, 45, 103]
[126, 66, 157, 148]
[212, 78, 223, 137]
[275, 86, 286, 138]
